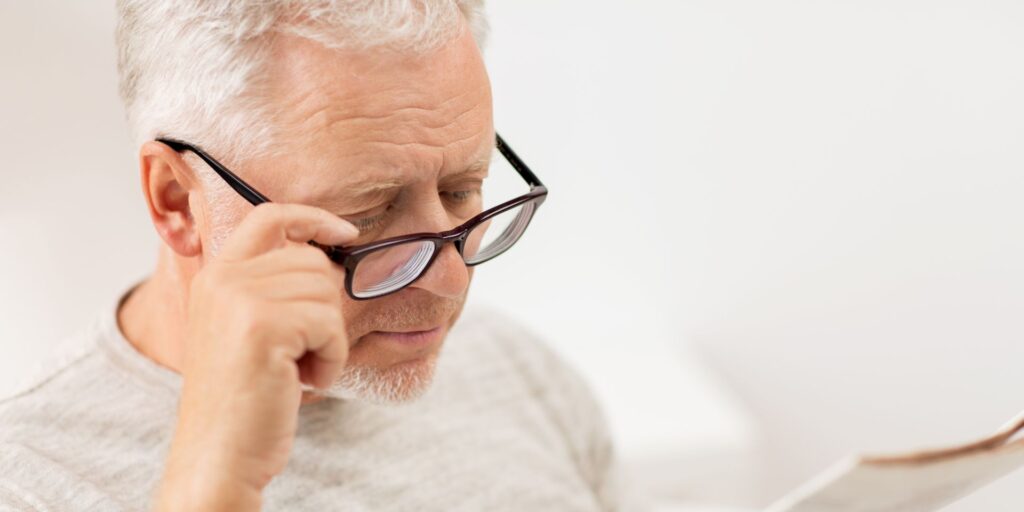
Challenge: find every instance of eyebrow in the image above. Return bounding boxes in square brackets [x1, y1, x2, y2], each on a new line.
[442, 154, 492, 180]
[314, 152, 494, 210]
[342, 178, 406, 198]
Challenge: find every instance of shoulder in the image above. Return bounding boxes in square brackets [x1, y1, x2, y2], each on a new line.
[0, 318, 171, 511]
[0, 301, 179, 438]
[0, 325, 105, 440]
[0, 441, 113, 511]
[0, 320, 104, 409]
[0, 306, 166, 446]
[0, 327, 114, 510]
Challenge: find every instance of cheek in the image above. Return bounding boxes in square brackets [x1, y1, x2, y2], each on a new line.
[186, 195, 217, 260]
[199, 193, 247, 258]
[446, 299, 466, 333]
[340, 294, 368, 339]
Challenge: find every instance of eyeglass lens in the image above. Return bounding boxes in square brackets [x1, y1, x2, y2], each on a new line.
[349, 201, 536, 298]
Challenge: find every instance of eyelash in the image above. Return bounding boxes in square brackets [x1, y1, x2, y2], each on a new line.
[444, 189, 478, 202]
[351, 210, 389, 233]
[350, 189, 480, 233]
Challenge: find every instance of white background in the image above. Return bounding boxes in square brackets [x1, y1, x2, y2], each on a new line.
[2, 1, 1023, 510]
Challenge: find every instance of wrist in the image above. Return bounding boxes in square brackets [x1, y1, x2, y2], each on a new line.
[156, 438, 263, 512]
[155, 461, 262, 512]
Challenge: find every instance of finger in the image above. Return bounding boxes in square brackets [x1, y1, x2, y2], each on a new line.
[220, 203, 358, 261]
[301, 390, 327, 405]
[248, 244, 344, 282]
[298, 348, 348, 390]
[301, 318, 349, 390]
[273, 300, 347, 356]
[290, 304, 349, 390]
[254, 271, 342, 303]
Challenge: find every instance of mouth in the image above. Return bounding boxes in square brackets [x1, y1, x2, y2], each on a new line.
[364, 326, 444, 349]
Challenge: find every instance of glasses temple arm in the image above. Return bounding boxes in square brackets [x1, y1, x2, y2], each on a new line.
[156, 138, 272, 206]
[495, 133, 545, 189]
[158, 135, 542, 203]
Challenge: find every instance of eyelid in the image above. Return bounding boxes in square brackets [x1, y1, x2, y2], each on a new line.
[337, 176, 484, 234]
[348, 211, 388, 234]
[342, 203, 390, 230]
[330, 188, 401, 216]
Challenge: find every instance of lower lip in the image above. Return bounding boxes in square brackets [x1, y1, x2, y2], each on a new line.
[366, 326, 443, 349]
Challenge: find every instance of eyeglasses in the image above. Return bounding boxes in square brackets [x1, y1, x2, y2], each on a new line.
[157, 133, 548, 300]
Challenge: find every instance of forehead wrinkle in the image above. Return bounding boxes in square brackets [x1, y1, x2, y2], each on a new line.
[278, 59, 485, 135]
[331, 141, 489, 191]
[266, 29, 491, 143]
[356, 129, 484, 155]
[284, 71, 487, 147]
[320, 99, 478, 128]
[310, 101, 484, 150]
[261, 32, 493, 212]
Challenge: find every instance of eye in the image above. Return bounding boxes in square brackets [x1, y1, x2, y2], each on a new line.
[351, 214, 384, 232]
[346, 205, 392, 234]
[443, 189, 479, 202]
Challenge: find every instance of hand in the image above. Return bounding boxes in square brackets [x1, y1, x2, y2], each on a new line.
[154, 203, 358, 511]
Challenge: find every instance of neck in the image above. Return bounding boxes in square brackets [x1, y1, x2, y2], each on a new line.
[117, 246, 200, 374]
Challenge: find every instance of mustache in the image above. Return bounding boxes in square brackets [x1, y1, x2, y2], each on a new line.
[350, 294, 463, 335]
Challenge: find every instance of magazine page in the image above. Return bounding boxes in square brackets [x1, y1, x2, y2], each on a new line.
[765, 412, 1024, 512]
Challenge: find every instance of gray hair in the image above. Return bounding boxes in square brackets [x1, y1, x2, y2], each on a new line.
[115, 0, 489, 167]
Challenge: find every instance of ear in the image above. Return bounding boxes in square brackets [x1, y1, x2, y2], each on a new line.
[138, 140, 203, 258]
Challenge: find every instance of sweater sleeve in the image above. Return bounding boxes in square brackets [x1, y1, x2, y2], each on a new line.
[0, 480, 41, 512]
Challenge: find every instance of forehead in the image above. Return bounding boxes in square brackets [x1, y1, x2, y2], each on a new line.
[254, 29, 494, 204]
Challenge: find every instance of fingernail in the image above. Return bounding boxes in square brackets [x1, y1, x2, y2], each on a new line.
[336, 221, 359, 238]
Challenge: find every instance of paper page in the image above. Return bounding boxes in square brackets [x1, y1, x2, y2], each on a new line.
[765, 413, 1024, 512]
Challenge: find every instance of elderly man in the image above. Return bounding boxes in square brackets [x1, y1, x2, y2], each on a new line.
[0, 1, 642, 511]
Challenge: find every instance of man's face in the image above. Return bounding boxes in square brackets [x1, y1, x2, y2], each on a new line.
[199, 27, 493, 403]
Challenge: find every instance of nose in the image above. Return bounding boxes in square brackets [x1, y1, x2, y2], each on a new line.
[409, 241, 470, 299]
[400, 189, 473, 299]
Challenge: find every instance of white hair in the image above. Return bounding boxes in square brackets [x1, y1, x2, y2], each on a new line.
[318, 355, 438, 403]
[115, 0, 489, 168]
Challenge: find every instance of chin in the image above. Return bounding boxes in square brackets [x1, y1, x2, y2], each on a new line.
[320, 352, 440, 405]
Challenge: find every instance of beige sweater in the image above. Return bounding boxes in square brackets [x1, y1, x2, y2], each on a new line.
[0, 287, 647, 511]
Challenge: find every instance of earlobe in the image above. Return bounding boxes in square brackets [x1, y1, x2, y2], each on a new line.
[139, 141, 203, 258]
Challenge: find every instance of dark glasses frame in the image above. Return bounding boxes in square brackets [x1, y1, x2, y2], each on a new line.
[156, 133, 548, 300]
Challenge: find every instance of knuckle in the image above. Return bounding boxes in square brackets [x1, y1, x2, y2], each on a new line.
[293, 244, 333, 271]
[234, 294, 266, 328]
[314, 307, 345, 348]
[322, 277, 344, 301]
[296, 242, 327, 260]
[322, 303, 343, 324]
[288, 306, 326, 351]
[250, 202, 282, 225]
[237, 302, 287, 352]
[300, 276, 339, 305]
